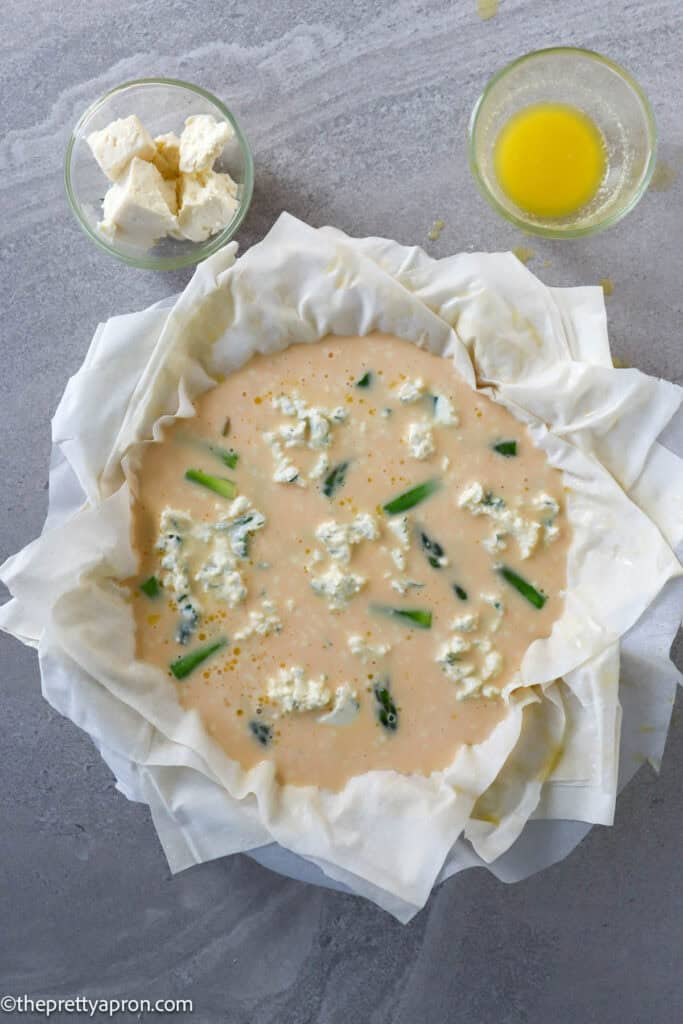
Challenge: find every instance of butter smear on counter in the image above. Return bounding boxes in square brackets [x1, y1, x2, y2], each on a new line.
[87, 113, 239, 249]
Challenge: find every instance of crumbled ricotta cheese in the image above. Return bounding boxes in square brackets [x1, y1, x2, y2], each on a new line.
[315, 513, 379, 564]
[100, 158, 178, 245]
[178, 114, 233, 174]
[310, 564, 366, 610]
[318, 684, 360, 726]
[458, 482, 541, 560]
[432, 394, 459, 426]
[87, 115, 156, 180]
[234, 599, 282, 641]
[396, 378, 425, 403]
[266, 666, 330, 715]
[406, 421, 436, 460]
[347, 635, 391, 662]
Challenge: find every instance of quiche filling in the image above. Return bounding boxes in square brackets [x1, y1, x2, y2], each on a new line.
[129, 333, 570, 789]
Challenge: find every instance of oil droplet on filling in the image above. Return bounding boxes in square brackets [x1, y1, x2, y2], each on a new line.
[494, 103, 606, 219]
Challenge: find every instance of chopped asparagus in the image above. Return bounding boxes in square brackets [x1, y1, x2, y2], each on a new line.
[492, 440, 517, 457]
[209, 444, 239, 469]
[185, 468, 236, 499]
[221, 416, 231, 436]
[371, 604, 433, 629]
[383, 478, 440, 515]
[170, 638, 227, 680]
[323, 461, 349, 498]
[373, 681, 398, 732]
[453, 584, 468, 601]
[140, 575, 161, 599]
[355, 371, 373, 388]
[249, 720, 273, 747]
[498, 565, 546, 609]
[418, 528, 448, 569]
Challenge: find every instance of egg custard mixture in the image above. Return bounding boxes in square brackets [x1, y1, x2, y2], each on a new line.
[129, 334, 570, 790]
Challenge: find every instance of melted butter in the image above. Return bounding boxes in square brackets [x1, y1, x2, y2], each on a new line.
[128, 334, 570, 790]
[495, 103, 606, 219]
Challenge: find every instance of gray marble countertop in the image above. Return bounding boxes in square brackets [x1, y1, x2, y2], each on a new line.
[1, 2, 682, 1021]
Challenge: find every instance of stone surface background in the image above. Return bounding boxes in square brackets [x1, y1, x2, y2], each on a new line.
[1, 2, 681, 1021]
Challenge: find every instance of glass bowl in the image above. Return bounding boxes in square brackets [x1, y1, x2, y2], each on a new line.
[468, 47, 657, 238]
[65, 78, 254, 270]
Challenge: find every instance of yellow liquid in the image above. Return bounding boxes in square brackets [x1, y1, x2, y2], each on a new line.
[494, 103, 606, 219]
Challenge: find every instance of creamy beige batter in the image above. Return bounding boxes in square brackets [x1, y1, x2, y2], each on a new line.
[128, 333, 569, 789]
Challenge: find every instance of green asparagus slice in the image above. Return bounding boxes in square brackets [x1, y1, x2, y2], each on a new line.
[371, 604, 433, 629]
[373, 680, 398, 732]
[170, 638, 227, 680]
[419, 528, 447, 569]
[323, 461, 350, 498]
[383, 478, 440, 515]
[355, 371, 373, 388]
[185, 468, 237, 499]
[249, 720, 273, 746]
[209, 444, 239, 469]
[140, 575, 161, 599]
[492, 440, 517, 457]
[498, 566, 546, 609]
[453, 584, 468, 601]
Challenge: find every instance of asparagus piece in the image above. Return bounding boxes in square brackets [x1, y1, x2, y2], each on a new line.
[453, 584, 468, 601]
[418, 528, 448, 569]
[492, 440, 517, 457]
[498, 565, 546, 609]
[373, 681, 398, 732]
[355, 371, 373, 388]
[323, 461, 349, 498]
[383, 478, 440, 515]
[249, 720, 273, 747]
[170, 638, 227, 680]
[140, 575, 161, 598]
[371, 604, 433, 629]
[209, 444, 239, 469]
[185, 468, 236, 499]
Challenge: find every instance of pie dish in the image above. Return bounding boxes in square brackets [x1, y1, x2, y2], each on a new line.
[2, 215, 681, 921]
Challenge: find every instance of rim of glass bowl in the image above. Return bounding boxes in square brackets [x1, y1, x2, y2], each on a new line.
[467, 47, 658, 240]
[64, 77, 255, 270]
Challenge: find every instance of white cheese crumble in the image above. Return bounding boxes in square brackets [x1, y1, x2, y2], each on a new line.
[347, 635, 391, 662]
[458, 482, 541, 560]
[315, 514, 379, 564]
[308, 453, 330, 481]
[310, 564, 366, 610]
[451, 613, 479, 632]
[481, 593, 505, 632]
[87, 115, 156, 181]
[234, 600, 282, 642]
[396, 378, 425, 403]
[318, 684, 360, 726]
[390, 577, 425, 594]
[266, 666, 330, 715]
[432, 394, 459, 426]
[533, 492, 562, 545]
[265, 392, 348, 483]
[406, 421, 436, 460]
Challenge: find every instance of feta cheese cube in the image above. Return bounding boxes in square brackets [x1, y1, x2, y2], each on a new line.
[152, 132, 181, 179]
[87, 115, 156, 181]
[100, 158, 178, 246]
[176, 170, 239, 242]
[179, 114, 234, 174]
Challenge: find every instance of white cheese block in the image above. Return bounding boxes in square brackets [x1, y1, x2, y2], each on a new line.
[87, 115, 157, 181]
[178, 114, 234, 174]
[152, 132, 181, 179]
[176, 171, 240, 242]
[99, 158, 178, 246]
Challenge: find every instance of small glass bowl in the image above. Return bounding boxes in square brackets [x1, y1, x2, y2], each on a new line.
[468, 47, 657, 238]
[65, 78, 254, 270]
